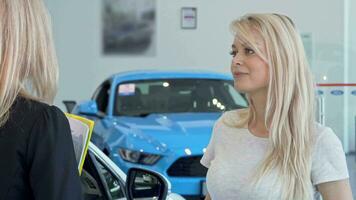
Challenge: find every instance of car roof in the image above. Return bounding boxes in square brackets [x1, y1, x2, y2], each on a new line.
[110, 70, 233, 82]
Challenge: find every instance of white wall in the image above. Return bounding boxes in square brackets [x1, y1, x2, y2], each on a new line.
[347, 0, 356, 153]
[45, 0, 355, 152]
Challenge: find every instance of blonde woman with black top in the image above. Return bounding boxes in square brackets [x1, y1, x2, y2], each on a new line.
[0, 0, 82, 199]
[202, 13, 353, 200]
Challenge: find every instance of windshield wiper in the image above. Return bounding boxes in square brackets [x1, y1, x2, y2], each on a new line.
[135, 113, 152, 117]
[120, 112, 154, 117]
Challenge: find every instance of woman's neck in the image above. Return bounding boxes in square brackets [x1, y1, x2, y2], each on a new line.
[248, 88, 269, 137]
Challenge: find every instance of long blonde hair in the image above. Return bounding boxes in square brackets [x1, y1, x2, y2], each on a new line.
[228, 13, 316, 200]
[0, 0, 58, 126]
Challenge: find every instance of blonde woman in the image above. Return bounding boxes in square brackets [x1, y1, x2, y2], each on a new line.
[201, 13, 353, 200]
[0, 0, 82, 199]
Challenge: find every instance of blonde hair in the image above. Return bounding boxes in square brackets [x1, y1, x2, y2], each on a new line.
[0, 0, 58, 126]
[228, 13, 316, 200]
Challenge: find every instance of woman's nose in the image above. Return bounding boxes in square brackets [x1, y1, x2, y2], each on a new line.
[232, 54, 243, 66]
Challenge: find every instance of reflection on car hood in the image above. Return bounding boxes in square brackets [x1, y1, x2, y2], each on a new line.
[114, 112, 221, 153]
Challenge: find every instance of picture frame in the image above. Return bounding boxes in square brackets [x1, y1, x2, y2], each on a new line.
[181, 7, 197, 29]
[102, 0, 156, 55]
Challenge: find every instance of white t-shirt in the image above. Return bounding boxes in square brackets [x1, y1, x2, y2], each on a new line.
[200, 110, 349, 200]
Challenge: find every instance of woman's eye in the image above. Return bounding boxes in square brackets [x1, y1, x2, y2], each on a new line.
[229, 50, 237, 57]
[245, 48, 255, 55]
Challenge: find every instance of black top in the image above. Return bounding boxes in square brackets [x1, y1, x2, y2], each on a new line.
[0, 97, 82, 200]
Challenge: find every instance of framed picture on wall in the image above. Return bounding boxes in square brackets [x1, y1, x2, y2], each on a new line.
[102, 0, 156, 55]
[181, 7, 197, 29]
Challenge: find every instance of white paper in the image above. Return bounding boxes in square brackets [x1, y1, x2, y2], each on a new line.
[67, 116, 89, 167]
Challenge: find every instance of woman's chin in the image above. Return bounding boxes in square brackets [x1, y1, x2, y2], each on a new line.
[234, 84, 249, 93]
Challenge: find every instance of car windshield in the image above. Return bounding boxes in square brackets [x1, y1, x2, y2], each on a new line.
[114, 79, 248, 116]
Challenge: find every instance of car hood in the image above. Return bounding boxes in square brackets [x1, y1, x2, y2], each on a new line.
[114, 112, 222, 153]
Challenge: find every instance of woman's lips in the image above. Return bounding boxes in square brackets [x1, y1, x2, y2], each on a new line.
[233, 72, 249, 78]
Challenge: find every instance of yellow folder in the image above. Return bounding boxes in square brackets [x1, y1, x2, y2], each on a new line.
[65, 113, 94, 175]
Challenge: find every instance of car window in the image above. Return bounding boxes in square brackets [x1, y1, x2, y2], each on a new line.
[81, 169, 105, 200]
[95, 159, 126, 200]
[81, 151, 126, 200]
[93, 81, 111, 114]
[114, 79, 248, 116]
[81, 152, 108, 200]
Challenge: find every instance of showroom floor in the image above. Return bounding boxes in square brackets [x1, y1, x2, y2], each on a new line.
[346, 154, 356, 199]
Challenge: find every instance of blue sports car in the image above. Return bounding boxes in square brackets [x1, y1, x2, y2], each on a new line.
[71, 70, 248, 199]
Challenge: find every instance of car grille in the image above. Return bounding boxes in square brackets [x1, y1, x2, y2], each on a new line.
[167, 155, 208, 177]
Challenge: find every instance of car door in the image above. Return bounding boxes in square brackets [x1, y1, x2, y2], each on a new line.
[81, 147, 126, 200]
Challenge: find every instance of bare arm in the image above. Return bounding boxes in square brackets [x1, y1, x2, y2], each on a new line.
[317, 179, 353, 200]
[205, 193, 211, 200]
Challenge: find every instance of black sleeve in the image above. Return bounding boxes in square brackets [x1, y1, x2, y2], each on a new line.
[26, 105, 83, 200]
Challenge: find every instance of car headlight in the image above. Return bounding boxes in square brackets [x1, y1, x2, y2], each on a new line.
[119, 148, 161, 165]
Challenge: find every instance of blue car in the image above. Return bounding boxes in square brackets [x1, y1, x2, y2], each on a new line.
[71, 70, 248, 199]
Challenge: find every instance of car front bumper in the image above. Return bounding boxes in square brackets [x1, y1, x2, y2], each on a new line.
[111, 153, 207, 196]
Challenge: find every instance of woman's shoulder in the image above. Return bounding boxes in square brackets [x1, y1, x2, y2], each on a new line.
[218, 108, 249, 128]
[1, 97, 68, 142]
[313, 123, 342, 149]
[10, 97, 66, 127]
[220, 108, 248, 121]
[14, 97, 71, 142]
[15, 96, 49, 110]
[14, 96, 63, 115]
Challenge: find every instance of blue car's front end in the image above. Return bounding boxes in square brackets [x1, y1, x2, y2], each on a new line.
[95, 112, 221, 198]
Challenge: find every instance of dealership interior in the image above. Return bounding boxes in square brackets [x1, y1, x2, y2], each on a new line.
[37, 0, 356, 199]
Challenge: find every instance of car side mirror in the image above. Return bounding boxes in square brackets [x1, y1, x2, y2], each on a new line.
[78, 100, 99, 116]
[126, 168, 168, 200]
[62, 100, 77, 113]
